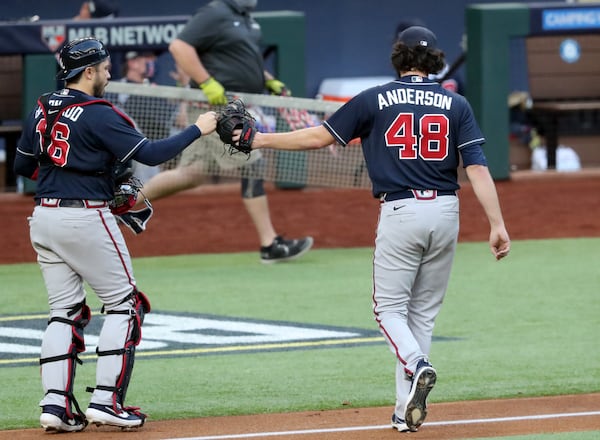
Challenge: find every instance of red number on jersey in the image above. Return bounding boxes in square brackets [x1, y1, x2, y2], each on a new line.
[385, 113, 449, 160]
[385, 113, 418, 158]
[36, 119, 71, 167]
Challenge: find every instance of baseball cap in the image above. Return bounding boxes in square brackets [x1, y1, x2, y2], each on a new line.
[397, 26, 437, 50]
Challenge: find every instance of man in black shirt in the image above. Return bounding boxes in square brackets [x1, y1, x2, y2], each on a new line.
[132, 0, 313, 263]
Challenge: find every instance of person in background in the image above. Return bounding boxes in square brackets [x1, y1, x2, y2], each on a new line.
[74, 0, 119, 19]
[129, 0, 313, 264]
[231, 26, 510, 432]
[14, 36, 216, 432]
[115, 51, 168, 133]
[111, 51, 171, 183]
[101, 51, 174, 233]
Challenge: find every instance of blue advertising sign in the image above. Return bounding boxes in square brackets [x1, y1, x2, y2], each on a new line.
[530, 4, 600, 35]
[542, 8, 600, 31]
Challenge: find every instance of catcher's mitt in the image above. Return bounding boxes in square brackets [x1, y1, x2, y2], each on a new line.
[109, 176, 144, 215]
[216, 99, 256, 155]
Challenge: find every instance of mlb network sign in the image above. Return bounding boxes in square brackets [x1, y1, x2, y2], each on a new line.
[0, 312, 382, 367]
[41, 18, 188, 52]
[67, 22, 186, 47]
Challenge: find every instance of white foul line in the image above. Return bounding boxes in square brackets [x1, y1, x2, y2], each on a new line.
[162, 410, 600, 440]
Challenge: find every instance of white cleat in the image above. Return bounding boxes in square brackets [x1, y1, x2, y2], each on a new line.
[85, 403, 146, 429]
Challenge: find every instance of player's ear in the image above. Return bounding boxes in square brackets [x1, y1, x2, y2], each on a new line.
[82, 66, 95, 78]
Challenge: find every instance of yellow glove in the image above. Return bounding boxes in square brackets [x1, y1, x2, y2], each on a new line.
[265, 78, 291, 96]
[200, 77, 227, 105]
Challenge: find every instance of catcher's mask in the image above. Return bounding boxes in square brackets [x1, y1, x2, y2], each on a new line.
[57, 37, 110, 81]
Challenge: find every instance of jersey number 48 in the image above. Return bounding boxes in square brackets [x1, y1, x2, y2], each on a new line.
[385, 113, 449, 161]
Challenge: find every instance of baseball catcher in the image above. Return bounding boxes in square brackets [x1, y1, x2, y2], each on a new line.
[216, 99, 257, 155]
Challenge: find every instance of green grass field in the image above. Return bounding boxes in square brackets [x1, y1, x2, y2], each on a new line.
[1, 238, 599, 430]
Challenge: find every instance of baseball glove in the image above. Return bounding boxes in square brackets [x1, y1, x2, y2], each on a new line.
[109, 176, 143, 215]
[216, 99, 256, 155]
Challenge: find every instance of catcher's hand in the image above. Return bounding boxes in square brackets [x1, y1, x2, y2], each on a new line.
[216, 99, 256, 155]
[109, 176, 143, 215]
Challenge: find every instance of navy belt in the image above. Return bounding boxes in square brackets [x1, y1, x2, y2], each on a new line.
[381, 190, 456, 202]
[35, 198, 108, 208]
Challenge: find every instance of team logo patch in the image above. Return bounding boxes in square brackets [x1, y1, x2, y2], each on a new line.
[41, 25, 66, 52]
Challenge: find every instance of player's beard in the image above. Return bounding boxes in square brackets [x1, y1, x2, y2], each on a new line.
[92, 76, 107, 98]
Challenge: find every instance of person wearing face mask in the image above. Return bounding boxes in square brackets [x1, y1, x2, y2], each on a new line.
[129, 0, 314, 264]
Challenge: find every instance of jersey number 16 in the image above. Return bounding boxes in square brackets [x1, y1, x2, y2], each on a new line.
[35, 119, 71, 167]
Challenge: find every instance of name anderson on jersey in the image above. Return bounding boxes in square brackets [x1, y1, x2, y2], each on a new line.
[378, 89, 453, 111]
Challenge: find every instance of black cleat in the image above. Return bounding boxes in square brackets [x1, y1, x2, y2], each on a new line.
[404, 358, 437, 431]
[260, 235, 313, 264]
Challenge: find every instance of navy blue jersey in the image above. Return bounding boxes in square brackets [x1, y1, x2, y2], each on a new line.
[323, 75, 487, 198]
[17, 88, 149, 200]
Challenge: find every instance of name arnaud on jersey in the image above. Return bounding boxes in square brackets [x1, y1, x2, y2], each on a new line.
[378, 88, 453, 111]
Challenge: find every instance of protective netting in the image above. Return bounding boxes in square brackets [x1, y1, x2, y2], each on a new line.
[105, 81, 371, 189]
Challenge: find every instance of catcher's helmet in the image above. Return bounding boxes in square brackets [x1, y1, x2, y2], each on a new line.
[56, 37, 110, 81]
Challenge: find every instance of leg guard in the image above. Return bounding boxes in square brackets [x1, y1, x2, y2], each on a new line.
[39, 300, 91, 425]
[87, 288, 151, 411]
[241, 157, 266, 199]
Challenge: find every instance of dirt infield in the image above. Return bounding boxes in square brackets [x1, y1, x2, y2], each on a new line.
[1, 170, 600, 438]
[1, 393, 599, 439]
[2, 169, 600, 264]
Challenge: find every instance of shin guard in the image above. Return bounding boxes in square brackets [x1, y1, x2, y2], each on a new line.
[87, 288, 151, 410]
[39, 301, 91, 425]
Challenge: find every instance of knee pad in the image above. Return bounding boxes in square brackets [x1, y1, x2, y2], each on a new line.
[241, 176, 266, 199]
[241, 157, 266, 199]
[39, 300, 91, 421]
[87, 288, 151, 407]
